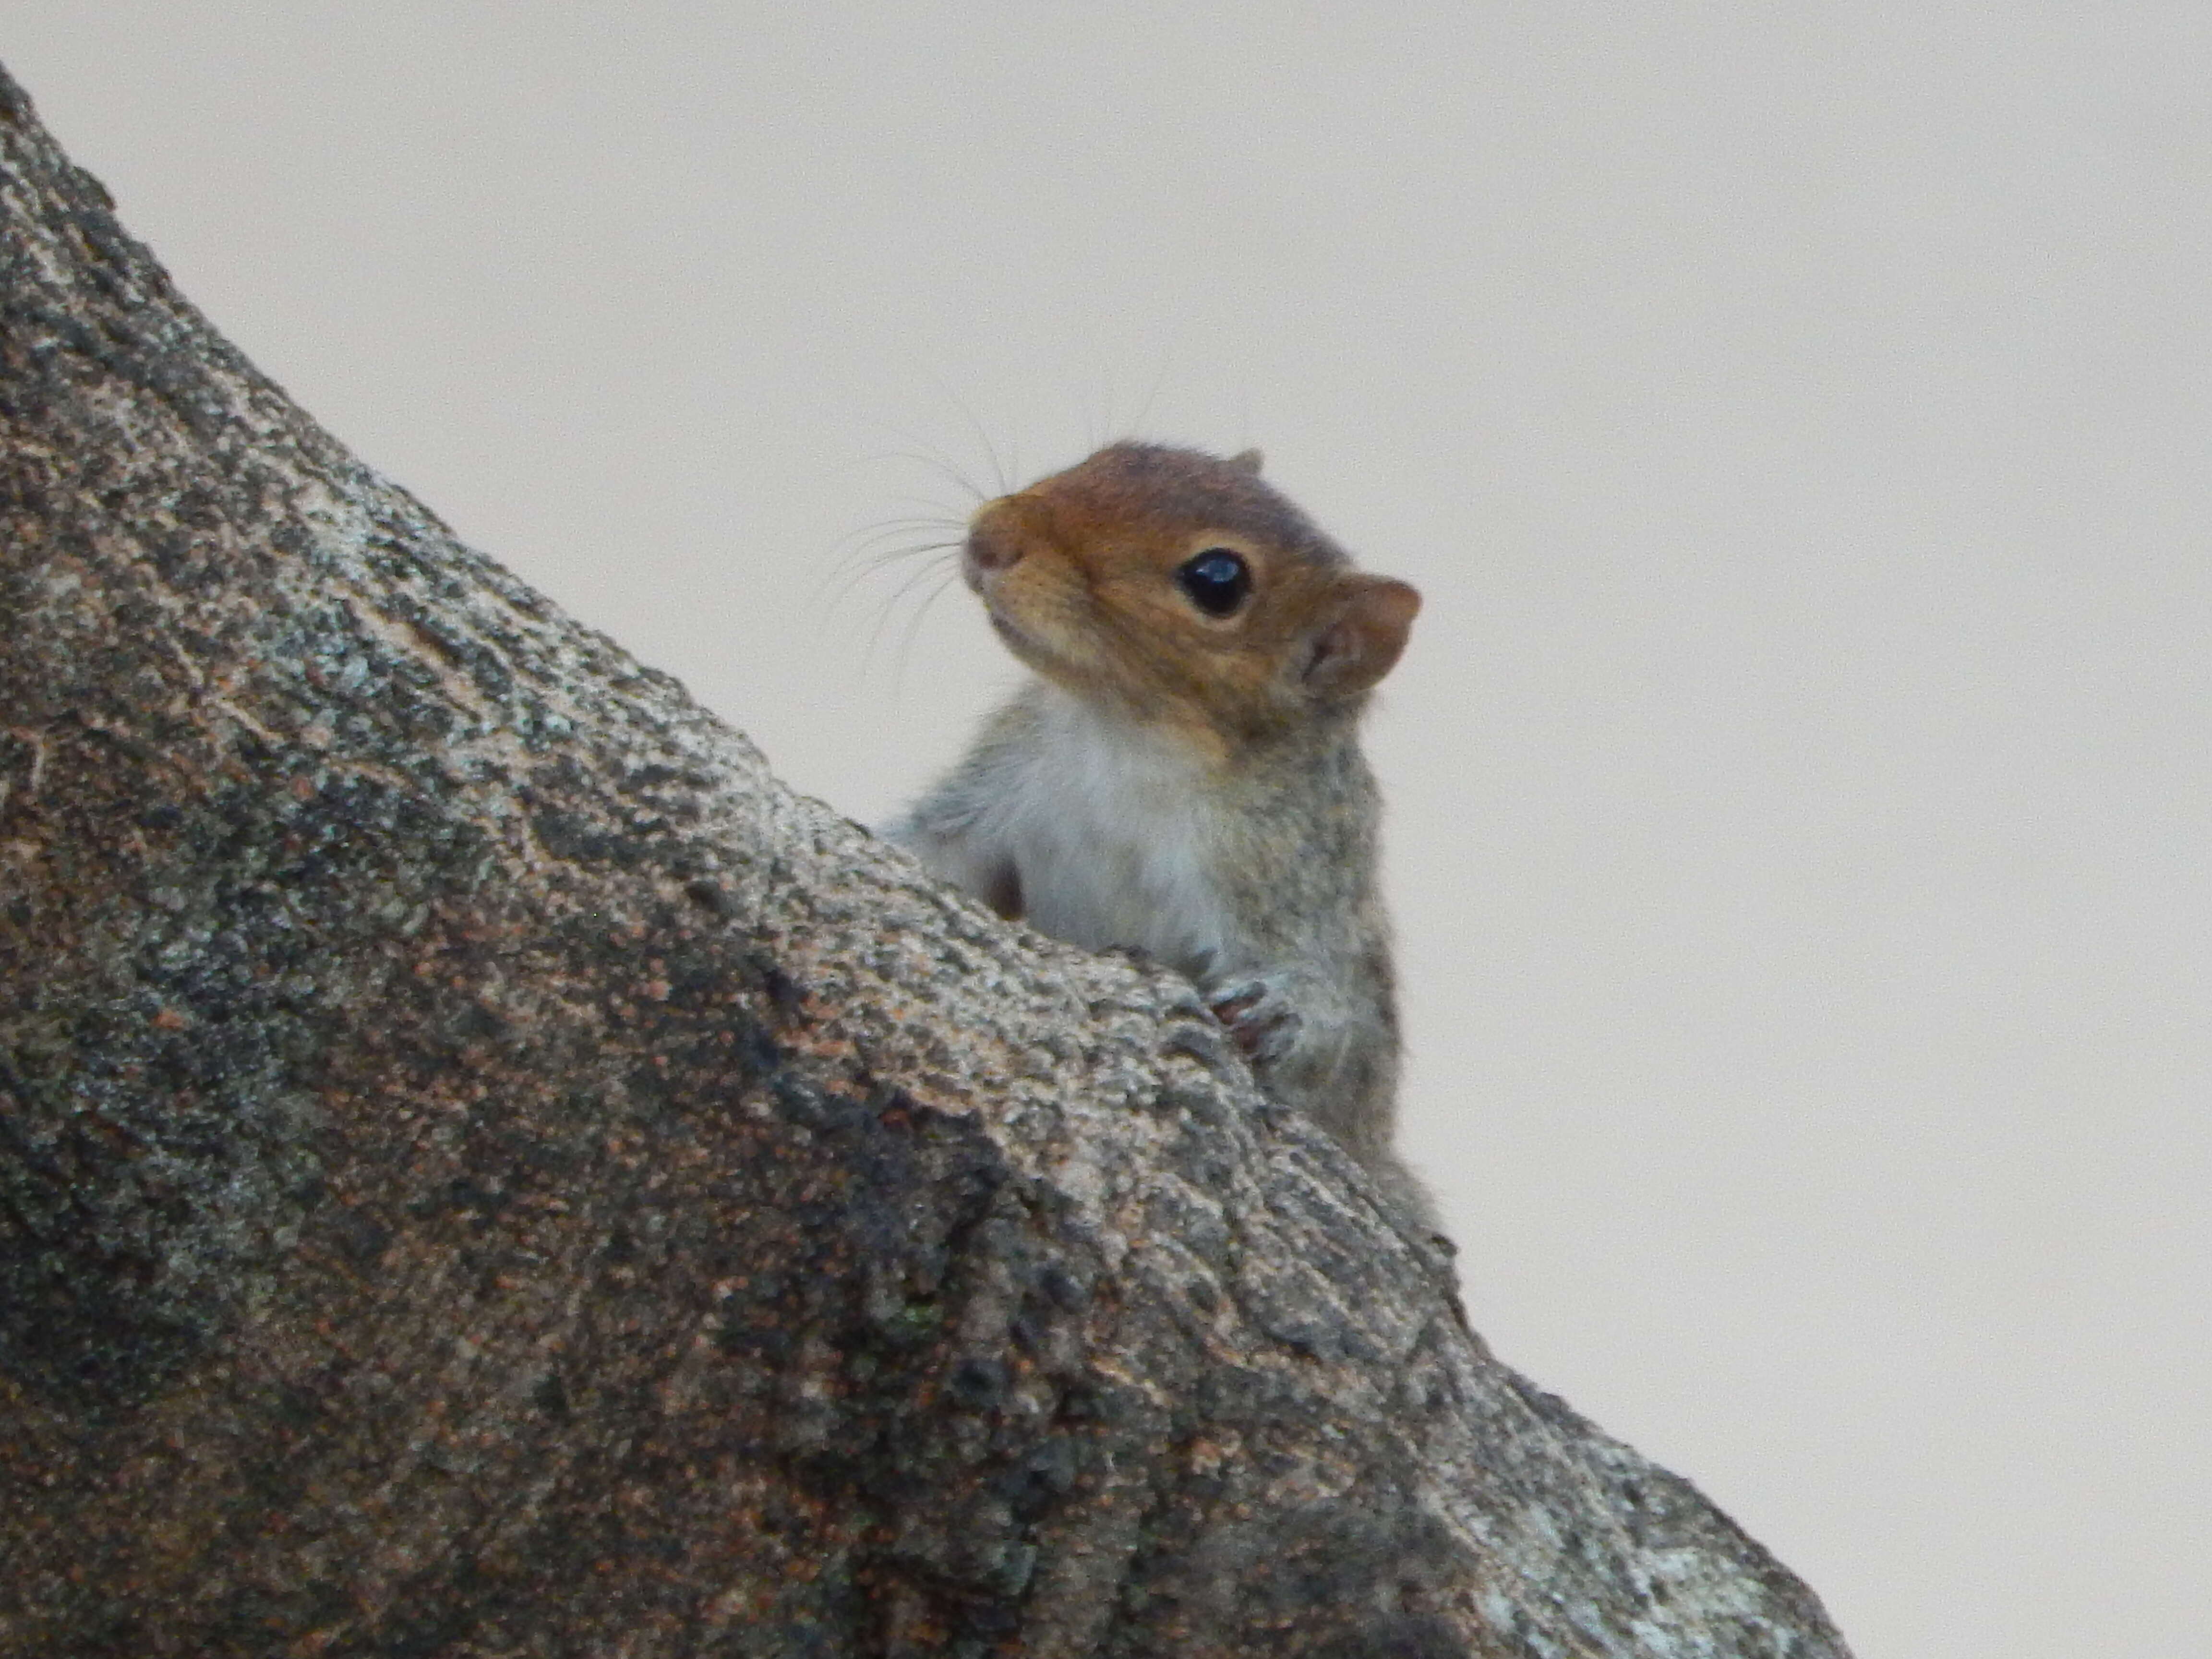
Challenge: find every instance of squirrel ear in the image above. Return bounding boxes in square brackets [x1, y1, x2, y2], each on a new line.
[1226, 447, 1265, 476]
[1302, 576, 1420, 698]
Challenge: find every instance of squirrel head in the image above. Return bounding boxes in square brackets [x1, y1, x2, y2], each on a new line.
[962, 442, 1420, 757]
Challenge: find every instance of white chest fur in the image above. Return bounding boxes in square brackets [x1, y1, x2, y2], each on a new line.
[989, 692, 1233, 980]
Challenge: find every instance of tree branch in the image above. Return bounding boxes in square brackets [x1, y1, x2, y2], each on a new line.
[0, 62, 1850, 1658]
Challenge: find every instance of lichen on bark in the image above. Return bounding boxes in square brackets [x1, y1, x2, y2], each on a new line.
[0, 60, 1852, 1659]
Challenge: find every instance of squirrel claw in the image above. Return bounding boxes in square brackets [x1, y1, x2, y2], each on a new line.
[1208, 981, 1301, 1064]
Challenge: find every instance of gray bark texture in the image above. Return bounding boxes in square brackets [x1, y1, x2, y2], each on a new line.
[0, 63, 1853, 1659]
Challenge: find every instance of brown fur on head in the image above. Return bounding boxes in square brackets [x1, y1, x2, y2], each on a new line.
[962, 443, 1420, 757]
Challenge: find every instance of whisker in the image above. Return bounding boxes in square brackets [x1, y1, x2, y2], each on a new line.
[1075, 378, 1114, 456]
[856, 419, 990, 507]
[861, 547, 961, 677]
[876, 493, 976, 519]
[889, 565, 969, 696]
[1133, 336, 1177, 437]
[830, 385, 1013, 691]
[826, 517, 965, 576]
[822, 508, 965, 577]
[842, 535, 961, 585]
[914, 369, 1012, 496]
[817, 536, 962, 620]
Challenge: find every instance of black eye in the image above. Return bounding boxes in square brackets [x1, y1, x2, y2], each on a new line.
[1175, 548, 1251, 617]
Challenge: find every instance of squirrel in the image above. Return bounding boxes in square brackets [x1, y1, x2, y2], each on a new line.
[887, 441, 1429, 1224]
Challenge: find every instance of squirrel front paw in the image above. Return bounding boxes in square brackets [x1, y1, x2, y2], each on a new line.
[1208, 977, 1305, 1068]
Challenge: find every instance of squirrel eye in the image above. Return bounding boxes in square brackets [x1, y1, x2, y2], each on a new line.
[1175, 548, 1252, 618]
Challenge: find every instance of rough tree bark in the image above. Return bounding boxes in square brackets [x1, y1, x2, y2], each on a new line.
[0, 63, 1853, 1659]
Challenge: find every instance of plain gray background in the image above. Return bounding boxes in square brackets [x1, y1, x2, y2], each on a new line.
[10, 6, 2207, 1655]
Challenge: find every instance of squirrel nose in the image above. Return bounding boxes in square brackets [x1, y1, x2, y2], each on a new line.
[964, 501, 1027, 575]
